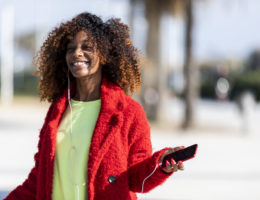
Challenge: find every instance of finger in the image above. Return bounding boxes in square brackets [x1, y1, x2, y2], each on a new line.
[170, 158, 176, 165]
[178, 165, 184, 171]
[170, 159, 178, 172]
[168, 160, 176, 170]
[166, 148, 176, 154]
[166, 160, 171, 168]
[177, 161, 184, 170]
[173, 146, 185, 152]
[162, 160, 174, 172]
[172, 164, 178, 172]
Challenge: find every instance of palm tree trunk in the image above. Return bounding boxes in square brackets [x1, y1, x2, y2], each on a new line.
[183, 0, 197, 129]
[143, 0, 161, 120]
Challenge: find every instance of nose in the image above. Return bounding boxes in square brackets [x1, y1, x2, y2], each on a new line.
[74, 47, 83, 57]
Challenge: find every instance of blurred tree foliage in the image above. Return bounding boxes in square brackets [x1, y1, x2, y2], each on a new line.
[230, 71, 260, 101]
[200, 78, 216, 99]
[1, 31, 38, 97]
[200, 50, 260, 102]
[14, 72, 38, 96]
[131, 0, 198, 128]
[15, 32, 35, 52]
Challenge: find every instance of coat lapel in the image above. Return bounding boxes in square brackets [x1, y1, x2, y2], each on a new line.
[43, 76, 126, 200]
[87, 77, 125, 185]
[43, 84, 72, 200]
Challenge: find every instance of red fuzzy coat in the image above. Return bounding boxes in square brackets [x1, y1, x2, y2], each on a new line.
[4, 77, 173, 200]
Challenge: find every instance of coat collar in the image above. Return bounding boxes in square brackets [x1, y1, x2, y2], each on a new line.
[45, 76, 127, 199]
[48, 75, 127, 156]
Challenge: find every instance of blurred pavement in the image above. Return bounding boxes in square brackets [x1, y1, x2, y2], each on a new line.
[0, 98, 260, 200]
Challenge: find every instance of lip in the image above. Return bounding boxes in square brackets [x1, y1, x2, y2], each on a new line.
[71, 59, 89, 62]
[69, 60, 91, 68]
[70, 59, 89, 64]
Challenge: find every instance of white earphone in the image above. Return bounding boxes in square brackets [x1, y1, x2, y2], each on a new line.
[67, 70, 157, 199]
[67, 72, 80, 200]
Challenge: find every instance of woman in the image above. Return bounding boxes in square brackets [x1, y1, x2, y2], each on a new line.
[4, 12, 184, 200]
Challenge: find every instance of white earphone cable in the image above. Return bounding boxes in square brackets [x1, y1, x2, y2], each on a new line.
[141, 163, 159, 194]
[67, 72, 158, 199]
[67, 75, 80, 200]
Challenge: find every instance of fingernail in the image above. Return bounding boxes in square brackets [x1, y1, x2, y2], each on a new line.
[181, 146, 185, 148]
[166, 160, 170, 166]
[171, 158, 176, 164]
[178, 161, 183, 165]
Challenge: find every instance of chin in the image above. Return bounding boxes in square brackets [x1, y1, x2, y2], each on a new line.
[70, 68, 90, 78]
[69, 65, 100, 79]
[72, 72, 91, 78]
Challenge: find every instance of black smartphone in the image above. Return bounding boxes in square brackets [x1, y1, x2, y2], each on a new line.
[161, 144, 198, 168]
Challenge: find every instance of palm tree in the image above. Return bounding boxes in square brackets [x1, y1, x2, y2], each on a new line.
[182, 0, 197, 129]
[130, 0, 198, 128]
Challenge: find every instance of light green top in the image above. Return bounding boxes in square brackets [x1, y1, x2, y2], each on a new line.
[52, 99, 101, 200]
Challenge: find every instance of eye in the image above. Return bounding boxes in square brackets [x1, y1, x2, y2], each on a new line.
[66, 45, 75, 52]
[82, 44, 93, 51]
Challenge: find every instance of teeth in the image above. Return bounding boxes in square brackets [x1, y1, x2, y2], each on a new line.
[73, 61, 88, 66]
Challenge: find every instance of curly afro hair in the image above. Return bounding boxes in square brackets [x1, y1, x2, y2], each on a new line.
[34, 12, 141, 103]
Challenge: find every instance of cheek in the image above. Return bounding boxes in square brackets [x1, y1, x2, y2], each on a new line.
[92, 58, 100, 72]
[65, 54, 70, 65]
[94, 57, 100, 66]
[92, 53, 100, 66]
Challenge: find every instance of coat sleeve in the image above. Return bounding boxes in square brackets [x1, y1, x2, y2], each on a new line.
[4, 104, 54, 200]
[127, 103, 173, 193]
[4, 154, 39, 200]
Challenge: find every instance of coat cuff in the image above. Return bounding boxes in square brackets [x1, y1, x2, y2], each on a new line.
[141, 147, 174, 193]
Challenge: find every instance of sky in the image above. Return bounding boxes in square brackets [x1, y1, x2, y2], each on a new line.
[194, 0, 260, 61]
[1, 0, 260, 63]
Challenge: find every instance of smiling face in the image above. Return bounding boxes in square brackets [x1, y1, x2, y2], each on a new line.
[66, 31, 101, 79]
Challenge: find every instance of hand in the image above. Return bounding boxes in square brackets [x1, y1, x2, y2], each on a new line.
[158, 146, 185, 174]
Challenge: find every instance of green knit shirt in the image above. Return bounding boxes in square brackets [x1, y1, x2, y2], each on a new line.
[52, 99, 101, 200]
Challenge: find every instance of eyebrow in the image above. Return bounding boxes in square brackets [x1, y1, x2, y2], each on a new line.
[67, 40, 92, 46]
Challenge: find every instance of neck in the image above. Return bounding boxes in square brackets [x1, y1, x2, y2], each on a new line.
[73, 71, 102, 102]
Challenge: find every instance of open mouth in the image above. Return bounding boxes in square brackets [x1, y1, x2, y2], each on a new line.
[71, 61, 90, 67]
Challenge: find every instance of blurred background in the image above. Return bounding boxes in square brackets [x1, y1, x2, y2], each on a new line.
[1, 0, 260, 199]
